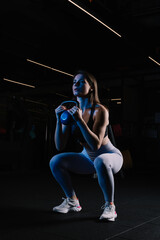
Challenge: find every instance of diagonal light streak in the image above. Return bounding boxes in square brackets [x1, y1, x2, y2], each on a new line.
[148, 56, 160, 66]
[27, 59, 74, 77]
[3, 78, 35, 88]
[68, 0, 122, 38]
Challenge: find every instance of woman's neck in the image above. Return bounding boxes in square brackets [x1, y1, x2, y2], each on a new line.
[77, 97, 92, 112]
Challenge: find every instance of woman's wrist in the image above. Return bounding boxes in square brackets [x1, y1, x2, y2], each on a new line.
[76, 118, 85, 126]
[56, 117, 62, 124]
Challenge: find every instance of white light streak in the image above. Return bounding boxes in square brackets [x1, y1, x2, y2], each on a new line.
[148, 56, 160, 66]
[110, 98, 121, 101]
[3, 78, 35, 88]
[68, 0, 121, 38]
[27, 59, 74, 77]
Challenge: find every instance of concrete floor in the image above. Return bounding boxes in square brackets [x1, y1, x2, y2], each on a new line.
[1, 168, 160, 240]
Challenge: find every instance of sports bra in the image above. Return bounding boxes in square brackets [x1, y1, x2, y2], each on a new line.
[71, 104, 108, 144]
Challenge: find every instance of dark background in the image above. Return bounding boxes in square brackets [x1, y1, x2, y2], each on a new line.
[1, 1, 160, 240]
[0, 0, 160, 174]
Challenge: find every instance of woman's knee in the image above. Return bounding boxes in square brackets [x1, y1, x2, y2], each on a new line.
[49, 154, 63, 173]
[94, 156, 111, 171]
[94, 157, 104, 170]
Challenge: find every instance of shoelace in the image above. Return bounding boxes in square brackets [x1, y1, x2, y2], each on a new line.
[101, 203, 115, 213]
[101, 202, 110, 210]
[60, 198, 67, 205]
[61, 197, 76, 206]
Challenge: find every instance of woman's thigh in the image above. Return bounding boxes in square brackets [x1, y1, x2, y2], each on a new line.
[50, 152, 95, 175]
[94, 153, 123, 174]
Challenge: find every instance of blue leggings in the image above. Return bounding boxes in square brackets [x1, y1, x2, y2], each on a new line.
[49, 140, 123, 203]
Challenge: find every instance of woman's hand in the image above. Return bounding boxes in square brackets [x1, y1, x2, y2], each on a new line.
[68, 106, 83, 122]
[55, 105, 66, 120]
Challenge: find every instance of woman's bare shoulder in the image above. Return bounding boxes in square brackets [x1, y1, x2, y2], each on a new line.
[94, 103, 109, 113]
[93, 104, 109, 122]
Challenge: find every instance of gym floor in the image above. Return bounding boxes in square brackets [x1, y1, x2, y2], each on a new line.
[1, 168, 160, 240]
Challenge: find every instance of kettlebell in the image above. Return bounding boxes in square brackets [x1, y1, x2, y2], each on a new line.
[60, 100, 78, 125]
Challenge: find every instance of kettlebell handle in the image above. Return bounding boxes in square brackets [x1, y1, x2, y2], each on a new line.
[60, 100, 78, 108]
[60, 100, 78, 125]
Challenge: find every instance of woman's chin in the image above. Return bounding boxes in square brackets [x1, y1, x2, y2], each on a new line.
[73, 92, 88, 98]
[73, 92, 81, 97]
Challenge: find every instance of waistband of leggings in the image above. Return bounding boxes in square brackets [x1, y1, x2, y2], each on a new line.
[83, 140, 122, 160]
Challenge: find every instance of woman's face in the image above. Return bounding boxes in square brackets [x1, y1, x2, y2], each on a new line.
[72, 74, 92, 97]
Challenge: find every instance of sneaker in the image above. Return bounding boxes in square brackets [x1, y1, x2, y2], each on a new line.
[53, 197, 82, 213]
[99, 202, 117, 221]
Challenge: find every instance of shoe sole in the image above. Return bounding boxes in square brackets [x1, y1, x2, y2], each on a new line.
[99, 217, 116, 221]
[53, 206, 82, 214]
[99, 215, 117, 221]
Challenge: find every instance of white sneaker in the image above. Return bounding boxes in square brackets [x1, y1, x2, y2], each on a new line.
[99, 202, 117, 221]
[53, 197, 82, 213]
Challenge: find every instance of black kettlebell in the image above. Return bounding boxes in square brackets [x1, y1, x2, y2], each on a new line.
[60, 100, 78, 125]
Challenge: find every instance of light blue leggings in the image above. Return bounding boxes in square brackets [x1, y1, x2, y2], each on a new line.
[49, 140, 123, 203]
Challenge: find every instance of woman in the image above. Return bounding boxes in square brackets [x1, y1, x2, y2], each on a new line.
[49, 70, 123, 221]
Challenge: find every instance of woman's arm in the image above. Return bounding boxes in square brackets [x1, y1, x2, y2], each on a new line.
[69, 105, 109, 151]
[54, 105, 70, 151]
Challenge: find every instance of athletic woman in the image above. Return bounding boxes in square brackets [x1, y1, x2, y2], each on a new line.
[49, 70, 123, 221]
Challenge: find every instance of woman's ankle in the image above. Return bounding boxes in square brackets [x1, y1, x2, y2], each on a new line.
[71, 195, 78, 200]
[67, 195, 78, 201]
